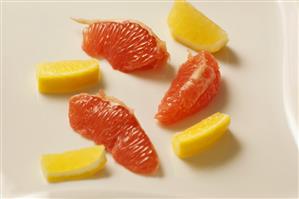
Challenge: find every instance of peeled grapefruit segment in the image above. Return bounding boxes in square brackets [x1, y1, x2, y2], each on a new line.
[155, 51, 221, 125]
[74, 18, 169, 73]
[69, 90, 159, 174]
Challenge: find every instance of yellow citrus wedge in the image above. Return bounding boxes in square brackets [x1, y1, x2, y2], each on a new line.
[41, 145, 107, 182]
[36, 59, 100, 93]
[168, 0, 228, 53]
[172, 112, 230, 158]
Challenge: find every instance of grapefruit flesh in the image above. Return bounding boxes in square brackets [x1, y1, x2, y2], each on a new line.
[69, 91, 159, 174]
[155, 51, 221, 125]
[79, 19, 169, 73]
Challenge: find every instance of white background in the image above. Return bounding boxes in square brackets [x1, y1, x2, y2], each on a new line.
[2, 1, 298, 198]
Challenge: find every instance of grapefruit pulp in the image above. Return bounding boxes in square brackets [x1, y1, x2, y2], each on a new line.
[74, 18, 169, 73]
[155, 51, 221, 125]
[69, 90, 159, 174]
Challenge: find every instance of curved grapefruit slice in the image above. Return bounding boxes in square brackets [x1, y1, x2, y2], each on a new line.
[74, 18, 169, 73]
[69, 90, 159, 174]
[155, 51, 221, 125]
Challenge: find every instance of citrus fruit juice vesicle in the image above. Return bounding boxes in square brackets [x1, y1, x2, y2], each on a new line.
[41, 145, 107, 182]
[75, 18, 169, 73]
[172, 112, 231, 158]
[156, 51, 221, 125]
[69, 90, 159, 174]
[168, 0, 228, 53]
[36, 59, 100, 94]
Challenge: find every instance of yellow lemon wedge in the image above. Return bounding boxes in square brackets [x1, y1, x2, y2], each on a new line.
[36, 59, 100, 93]
[168, 0, 228, 53]
[41, 145, 107, 182]
[172, 112, 230, 158]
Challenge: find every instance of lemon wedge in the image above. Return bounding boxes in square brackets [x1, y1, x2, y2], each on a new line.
[168, 0, 228, 53]
[172, 112, 230, 158]
[41, 145, 107, 182]
[36, 59, 100, 93]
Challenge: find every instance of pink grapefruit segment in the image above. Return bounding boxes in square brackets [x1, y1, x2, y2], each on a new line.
[155, 51, 221, 125]
[76, 19, 169, 73]
[69, 90, 159, 174]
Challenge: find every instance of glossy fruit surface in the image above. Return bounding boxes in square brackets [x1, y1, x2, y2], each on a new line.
[69, 91, 159, 174]
[76, 18, 169, 72]
[156, 51, 221, 124]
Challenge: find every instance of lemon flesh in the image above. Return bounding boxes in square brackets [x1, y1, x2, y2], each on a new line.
[36, 59, 100, 93]
[168, 0, 228, 53]
[41, 145, 107, 182]
[172, 112, 230, 158]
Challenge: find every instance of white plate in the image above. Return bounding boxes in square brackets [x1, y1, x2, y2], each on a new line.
[2, 1, 298, 198]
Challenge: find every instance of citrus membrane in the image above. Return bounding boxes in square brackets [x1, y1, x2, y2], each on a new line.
[156, 51, 221, 124]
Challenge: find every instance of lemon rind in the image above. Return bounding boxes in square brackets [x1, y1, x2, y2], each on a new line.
[172, 113, 230, 158]
[41, 146, 107, 182]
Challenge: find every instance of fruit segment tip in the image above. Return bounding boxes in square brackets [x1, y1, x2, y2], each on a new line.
[71, 17, 99, 25]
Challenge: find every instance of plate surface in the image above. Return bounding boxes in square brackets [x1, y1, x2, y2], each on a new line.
[2, 1, 298, 198]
